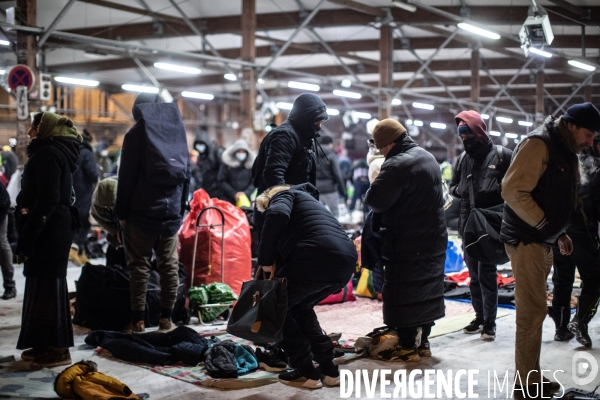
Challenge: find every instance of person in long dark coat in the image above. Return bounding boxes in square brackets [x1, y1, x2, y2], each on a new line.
[71, 129, 99, 264]
[217, 139, 255, 205]
[256, 183, 356, 389]
[16, 112, 82, 369]
[364, 119, 447, 362]
[193, 131, 223, 198]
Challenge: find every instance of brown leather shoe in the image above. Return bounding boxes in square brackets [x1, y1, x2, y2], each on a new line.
[30, 348, 71, 369]
[125, 320, 145, 334]
[158, 318, 173, 332]
[21, 348, 39, 361]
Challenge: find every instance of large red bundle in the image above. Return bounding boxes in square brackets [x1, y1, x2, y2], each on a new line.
[179, 189, 251, 296]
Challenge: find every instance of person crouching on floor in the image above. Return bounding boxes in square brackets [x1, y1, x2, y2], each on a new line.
[256, 183, 357, 389]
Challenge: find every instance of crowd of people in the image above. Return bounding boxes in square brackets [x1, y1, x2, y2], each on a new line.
[2, 89, 600, 398]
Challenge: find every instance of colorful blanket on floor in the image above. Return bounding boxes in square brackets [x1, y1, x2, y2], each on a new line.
[97, 333, 363, 389]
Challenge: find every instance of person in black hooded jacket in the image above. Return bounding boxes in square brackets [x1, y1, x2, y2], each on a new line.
[71, 129, 99, 264]
[365, 119, 447, 362]
[217, 139, 255, 205]
[252, 93, 329, 231]
[315, 135, 346, 218]
[16, 112, 82, 369]
[256, 183, 356, 389]
[193, 131, 223, 198]
[114, 93, 190, 334]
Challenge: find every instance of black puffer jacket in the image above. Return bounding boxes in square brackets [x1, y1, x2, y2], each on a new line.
[252, 93, 328, 196]
[16, 138, 80, 276]
[193, 131, 223, 198]
[364, 134, 447, 328]
[114, 93, 190, 236]
[256, 183, 356, 284]
[217, 139, 255, 204]
[449, 140, 512, 236]
[73, 140, 99, 218]
[315, 145, 346, 197]
[566, 146, 600, 237]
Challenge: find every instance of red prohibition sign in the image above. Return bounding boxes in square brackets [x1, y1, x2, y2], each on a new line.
[8, 65, 35, 91]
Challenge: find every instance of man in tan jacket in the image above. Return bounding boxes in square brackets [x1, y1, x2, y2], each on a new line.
[500, 102, 600, 399]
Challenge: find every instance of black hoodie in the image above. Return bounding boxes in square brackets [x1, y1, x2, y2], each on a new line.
[252, 93, 329, 195]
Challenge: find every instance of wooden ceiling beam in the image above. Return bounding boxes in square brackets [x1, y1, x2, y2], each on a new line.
[77, 0, 187, 25]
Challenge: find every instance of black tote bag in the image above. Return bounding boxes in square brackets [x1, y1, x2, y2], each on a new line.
[227, 265, 288, 343]
[462, 174, 510, 265]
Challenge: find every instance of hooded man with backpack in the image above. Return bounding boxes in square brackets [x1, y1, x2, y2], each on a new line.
[449, 110, 512, 341]
[114, 93, 190, 333]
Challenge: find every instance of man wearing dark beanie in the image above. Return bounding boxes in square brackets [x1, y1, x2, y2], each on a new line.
[501, 102, 599, 399]
[364, 119, 447, 362]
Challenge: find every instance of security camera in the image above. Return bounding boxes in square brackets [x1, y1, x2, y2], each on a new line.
[391, 0, 417, 12]
[519, 6, 553, 56]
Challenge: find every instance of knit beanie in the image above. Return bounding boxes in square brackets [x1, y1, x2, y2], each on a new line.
[454, 110, 489, 143]
[37, 112, 82, 142]
[563, 102, 600, 133]
[372, 119, 407, 149]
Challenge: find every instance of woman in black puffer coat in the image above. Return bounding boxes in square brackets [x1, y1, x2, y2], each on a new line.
[16, 112, 82, 369]
[256, 183, 356, 387]
[217, 139, 255, 205]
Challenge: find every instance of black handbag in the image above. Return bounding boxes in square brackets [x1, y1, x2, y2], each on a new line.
[226, 265, 288, 343]
[462, 173, 510, 265]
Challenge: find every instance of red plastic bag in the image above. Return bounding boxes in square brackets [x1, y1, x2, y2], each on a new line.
[178, 189, 251, 296]
[318, 280, 356, 305]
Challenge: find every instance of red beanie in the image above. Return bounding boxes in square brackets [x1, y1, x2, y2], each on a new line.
[455, 110, 489, 143]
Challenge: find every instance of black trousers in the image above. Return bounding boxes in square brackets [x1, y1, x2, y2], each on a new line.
[463, 251, 498, 322]
[74, 212, 91, 254]
[280, 280, 343, 368]
[397, 322, 434, 348]
[552, 234, 600, 308]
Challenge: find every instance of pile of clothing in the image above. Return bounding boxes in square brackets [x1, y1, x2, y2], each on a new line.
[85, 326, 259, 378]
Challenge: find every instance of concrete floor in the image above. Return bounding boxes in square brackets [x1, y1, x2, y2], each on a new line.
[1, 262, 600, 399]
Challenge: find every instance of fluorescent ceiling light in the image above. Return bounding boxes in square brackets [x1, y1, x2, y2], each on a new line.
[333, 90, 362, 99]
[391, 98, 402, 106]
[457, 23, 501, 40]
[154, 62, 201, 75]
[275, 102, 293, 110]
[480, 114, 489, 120]
[528, 47, 553, 58]
[257, 78, 265, 84]
[0, 40, 10, 46]
[391, 0, 417, 12]
[181, 91, 214, 100]
[326, 108, 339, 116]
[568, 60, 596, 72]
[496, 116, 513, 124]
[84, 51, 108, 59]
[224, 73, 238, 81]
[489, 131, 501, 136]
[412, 102, 434, 110]
[288, 81, 320, 91]
[341, 79, 352, 88]
[518, 121, 533, 127]
[160, 89, 173, 103]
[430, 122, 446, 129]
[55, 76, 100, 87]
[414, 120, 423, 127]
[505, 133, 519, 139]
[122, 84, 159, 93]
[406, 119, 413, 125]
[353, 111, 371, 120]
[0, 70, 5, 75]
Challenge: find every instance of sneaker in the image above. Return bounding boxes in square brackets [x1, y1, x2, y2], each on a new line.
[2, 287, 16, 300]
[368, 330, 399, 357]
[553, 327, 574, 342]
[568, 319, 592, 347]
[417, 341, 432, 357]
[377, 346, 421, 362]
[320, 361, 340, 387]
[255, 348, 288, 372]
[20, 348, 39, 361]
[158, 318, 173, 332]
[463, 318, 484, 334]
[30, 348, 71, 369]
[481, 321, 496, 341]
[279, 364, 322, 389]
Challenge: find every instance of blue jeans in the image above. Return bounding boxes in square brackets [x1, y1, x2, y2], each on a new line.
[280, 280, 343, 368]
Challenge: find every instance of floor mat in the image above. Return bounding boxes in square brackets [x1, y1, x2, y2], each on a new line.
[97, 333, 363, 390]
[0, 356, 59, 399]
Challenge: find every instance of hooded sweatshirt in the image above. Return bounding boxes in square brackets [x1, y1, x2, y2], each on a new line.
[252, 93, 329, 195]
[217, 139, 256, 204]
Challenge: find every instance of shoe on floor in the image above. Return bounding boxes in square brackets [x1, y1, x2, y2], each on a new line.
[481, 320, 496, 341]
[568, 319, 592, 347]
[2, 287, 16, 300]
[463, 318, 484, 334]
[158, 318, 173, 332]
[30, 348, 71, 369]
[368, 330, 399, 357]
[125, 320, 145, 334]
[417, 341, 432, 357]
[279, 364, 322, 389]
[377, 345, 420, 362]
[20, 348, 39, 361]
[320, 361, 340, 386]
[255, 348, 288, 372]
[553, 327, 574, 342]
